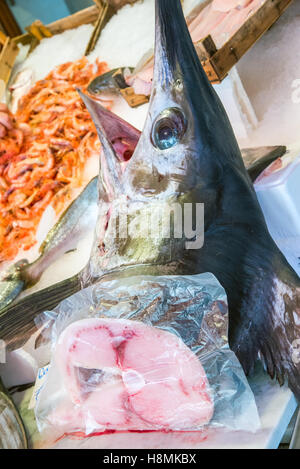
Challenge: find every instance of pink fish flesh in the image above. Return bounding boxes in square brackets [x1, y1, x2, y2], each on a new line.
[189, 5, 227, 43]
[50, 318, 214, 434]
[125, 63, 153, 97]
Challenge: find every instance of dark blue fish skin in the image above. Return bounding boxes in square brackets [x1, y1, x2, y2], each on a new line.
[153, 0, 300, 396]
[82, 0, 300, 398]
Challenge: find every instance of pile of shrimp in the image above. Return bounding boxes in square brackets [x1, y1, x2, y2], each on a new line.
[0, 57, 109, 262]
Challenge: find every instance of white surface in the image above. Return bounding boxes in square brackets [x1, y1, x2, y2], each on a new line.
[48, 365, 297, 449]
[275, 236, 300, 278]
[255, 150, 300, 241]
[214, 67, 257, 140]
[247, 366, 297, 449]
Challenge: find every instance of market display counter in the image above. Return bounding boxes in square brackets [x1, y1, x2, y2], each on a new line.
[28, 365, 295, 449]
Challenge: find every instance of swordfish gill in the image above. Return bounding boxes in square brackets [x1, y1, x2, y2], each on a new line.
[79, 0, 300, 398]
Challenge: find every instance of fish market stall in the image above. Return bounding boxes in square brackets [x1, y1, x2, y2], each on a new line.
[0, 0, 300, 451]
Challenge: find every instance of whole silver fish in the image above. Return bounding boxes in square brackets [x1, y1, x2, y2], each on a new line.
[0, 378, 27, 449]
[88, 67, 134, 96]
[0, 177, 97, 313]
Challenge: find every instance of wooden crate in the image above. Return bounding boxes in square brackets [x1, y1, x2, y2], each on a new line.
[13, 1, 139, 50]
[1, 1, 142, 97]
[0, 0, 294, 100]
[190, 0, 294, 83]
[0, 1, 120, 100]
[14, 3, 108, 48]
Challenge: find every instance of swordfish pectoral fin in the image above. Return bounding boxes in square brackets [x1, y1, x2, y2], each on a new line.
[231, 261, 300, 399]
[0, 274, 81, 351]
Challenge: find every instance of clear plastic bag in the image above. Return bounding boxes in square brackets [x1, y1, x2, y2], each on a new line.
[35, 273, 260, 438]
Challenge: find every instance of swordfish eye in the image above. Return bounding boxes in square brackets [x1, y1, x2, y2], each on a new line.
[151, 107, 187, 150]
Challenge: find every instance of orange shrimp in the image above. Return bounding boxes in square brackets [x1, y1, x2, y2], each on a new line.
[0, 57, 109, 263]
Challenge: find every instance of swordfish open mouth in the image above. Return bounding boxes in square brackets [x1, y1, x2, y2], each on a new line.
[77, 91, 141, 185]
[77, 93, 143, 263]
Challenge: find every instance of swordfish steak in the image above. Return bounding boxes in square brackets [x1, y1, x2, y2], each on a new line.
[78, 0, 300, 398]
[50, 318, 213, 433]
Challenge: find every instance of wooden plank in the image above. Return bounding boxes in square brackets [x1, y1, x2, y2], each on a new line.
[0, 37, 19, 99]
[13, 33, 33, 47]
[209, 0, 294, 81]
[120, 87, 149, 107]
[13, 5, 100, 48]
[0, 0, 22, 37]
[93, 0, 106, 8]
[199, 56, 221, 84]
[194, 34, 218, 61]
[86, 0, 140, 55]
[25, 21, 53, 41]
[46, 5, 100, 35]
[85, 1, 115, 55]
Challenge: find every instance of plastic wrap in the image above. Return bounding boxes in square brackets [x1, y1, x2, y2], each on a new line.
[35, 273, 260, 438]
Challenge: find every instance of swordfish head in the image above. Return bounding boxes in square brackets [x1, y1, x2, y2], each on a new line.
[80, 0, 300, 398]
[80, 0, 262, 275]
